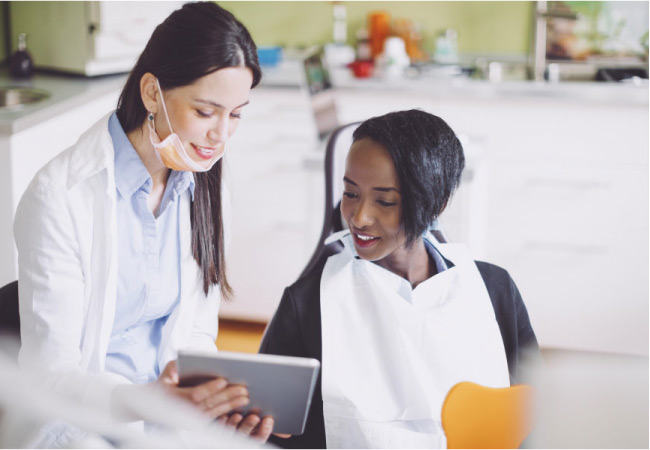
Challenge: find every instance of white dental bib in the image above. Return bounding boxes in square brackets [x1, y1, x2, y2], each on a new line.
[319, 231, 509, 448]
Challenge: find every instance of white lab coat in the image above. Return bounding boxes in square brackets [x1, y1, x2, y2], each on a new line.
[13, 113, 224, 445]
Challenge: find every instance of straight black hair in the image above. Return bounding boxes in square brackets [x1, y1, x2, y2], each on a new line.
[116, 2, 261, 299]
[352, 109, 465, 248]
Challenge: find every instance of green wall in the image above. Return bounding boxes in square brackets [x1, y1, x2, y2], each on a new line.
[222, 1, 534, 55]
[0, 3, 7, 63]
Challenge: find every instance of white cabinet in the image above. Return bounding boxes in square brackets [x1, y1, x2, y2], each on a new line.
[0, 90, 119, 287]
[482, 98, 649, 356]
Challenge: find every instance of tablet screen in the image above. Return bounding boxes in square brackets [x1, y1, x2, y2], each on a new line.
[178, 351, 320, 435]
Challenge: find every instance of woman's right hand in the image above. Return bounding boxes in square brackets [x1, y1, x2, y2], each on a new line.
[156, 360, 250, 418]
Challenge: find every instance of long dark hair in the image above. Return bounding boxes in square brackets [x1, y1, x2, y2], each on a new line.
[352, 110, 465, 248]
[116, 2, 261, 299]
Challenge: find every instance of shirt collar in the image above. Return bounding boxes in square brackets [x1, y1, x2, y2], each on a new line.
[109, 112, 195, 200]
[424, 238, 454, 273]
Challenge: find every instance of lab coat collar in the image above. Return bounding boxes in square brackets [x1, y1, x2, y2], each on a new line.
[67, 112, 115, 190]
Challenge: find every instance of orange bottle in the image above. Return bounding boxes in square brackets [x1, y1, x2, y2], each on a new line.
[368, 11, 391, 59]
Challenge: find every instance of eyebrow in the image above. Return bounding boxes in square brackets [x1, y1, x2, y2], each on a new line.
[343, 176, 400, 193]
[194, 99, 250, 109]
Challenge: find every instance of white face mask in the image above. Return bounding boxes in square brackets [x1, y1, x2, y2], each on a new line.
[146, 78, 224, 172]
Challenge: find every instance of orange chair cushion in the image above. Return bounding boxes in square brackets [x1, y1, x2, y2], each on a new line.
[441, 382, 534, 449]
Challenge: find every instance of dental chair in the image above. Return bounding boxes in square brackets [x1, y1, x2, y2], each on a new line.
[299, 123, 359, 279]
[0, 280, 21, 361]
[0, 281, 20, 338]
[299, 122, 449, 280]
[441, 381, 535, 449]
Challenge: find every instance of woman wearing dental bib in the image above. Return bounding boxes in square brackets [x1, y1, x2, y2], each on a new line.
[261, 110, 540, 449]
[14, 3, 274, 446]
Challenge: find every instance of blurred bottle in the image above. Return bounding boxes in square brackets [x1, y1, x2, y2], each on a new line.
[9, 33, 34, 79]
[368, 11, 391, 59]
[332, 2, 347, 45]
[355, 28, 372, 61]
[433, 28, 459, 64]
[392, 18, 427, 63]
[325, 2, 355, 69]
[375, 36, 410, 79]
[488, 61, 503, 82]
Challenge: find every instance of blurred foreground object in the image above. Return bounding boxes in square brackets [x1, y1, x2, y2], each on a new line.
[0, 345, 268, 448]
[442, 382, 535, 449]
[527, 349, 649, 448]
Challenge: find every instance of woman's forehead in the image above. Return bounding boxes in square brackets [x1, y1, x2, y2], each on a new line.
[172, 67, 253, 106]
[346, 139, 399, 188]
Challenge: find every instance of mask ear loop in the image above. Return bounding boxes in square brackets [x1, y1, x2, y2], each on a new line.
[155, 78, 175, 135]
[146, 112, 166, 167]
[146, 112, 162, 144]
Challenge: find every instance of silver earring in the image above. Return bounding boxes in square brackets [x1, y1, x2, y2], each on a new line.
[148, 113, 154, 121]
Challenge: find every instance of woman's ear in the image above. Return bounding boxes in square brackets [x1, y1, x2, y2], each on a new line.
[140, 72, 160, 114]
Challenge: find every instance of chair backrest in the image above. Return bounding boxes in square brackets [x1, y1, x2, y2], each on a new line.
[299, 122, 360, 279]
[441, 381, 535, 449]
[0, 281, 20, 337]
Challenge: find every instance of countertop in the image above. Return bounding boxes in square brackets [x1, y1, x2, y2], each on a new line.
[332, 73, 650, 105]
[2, 61, 647, 136]
[262, 60, 650, 106]
[0, 69, 126, 134]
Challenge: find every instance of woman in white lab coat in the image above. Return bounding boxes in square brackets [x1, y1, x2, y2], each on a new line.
[261, 110, 540, 449]
[13, 2, 273, 446]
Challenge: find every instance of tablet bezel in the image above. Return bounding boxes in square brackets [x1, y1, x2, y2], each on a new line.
[177, 350, 320, 435]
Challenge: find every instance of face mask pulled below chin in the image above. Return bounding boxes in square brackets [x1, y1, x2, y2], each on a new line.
[146, 79, 224, 172]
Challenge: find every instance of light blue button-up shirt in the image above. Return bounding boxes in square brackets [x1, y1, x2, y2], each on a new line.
[105, 112, 195, 384]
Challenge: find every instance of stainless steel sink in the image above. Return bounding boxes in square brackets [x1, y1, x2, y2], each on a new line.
[0, 86, 50, 109]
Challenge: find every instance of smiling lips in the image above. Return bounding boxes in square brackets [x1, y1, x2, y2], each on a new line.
[191, 143, 219, 160]
[352, 230, 380, 248]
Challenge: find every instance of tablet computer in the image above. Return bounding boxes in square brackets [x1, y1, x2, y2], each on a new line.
[177, 351, 320, 435]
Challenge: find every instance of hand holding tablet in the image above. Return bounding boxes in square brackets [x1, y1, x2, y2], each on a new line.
[178, 351, 320, 435]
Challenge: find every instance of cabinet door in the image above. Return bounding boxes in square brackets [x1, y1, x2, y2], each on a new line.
[453, 93, 650, 355]
[487, 160, 648, 355]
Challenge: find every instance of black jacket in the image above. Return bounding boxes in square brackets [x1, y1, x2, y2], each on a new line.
[260, 247, 539, 449]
